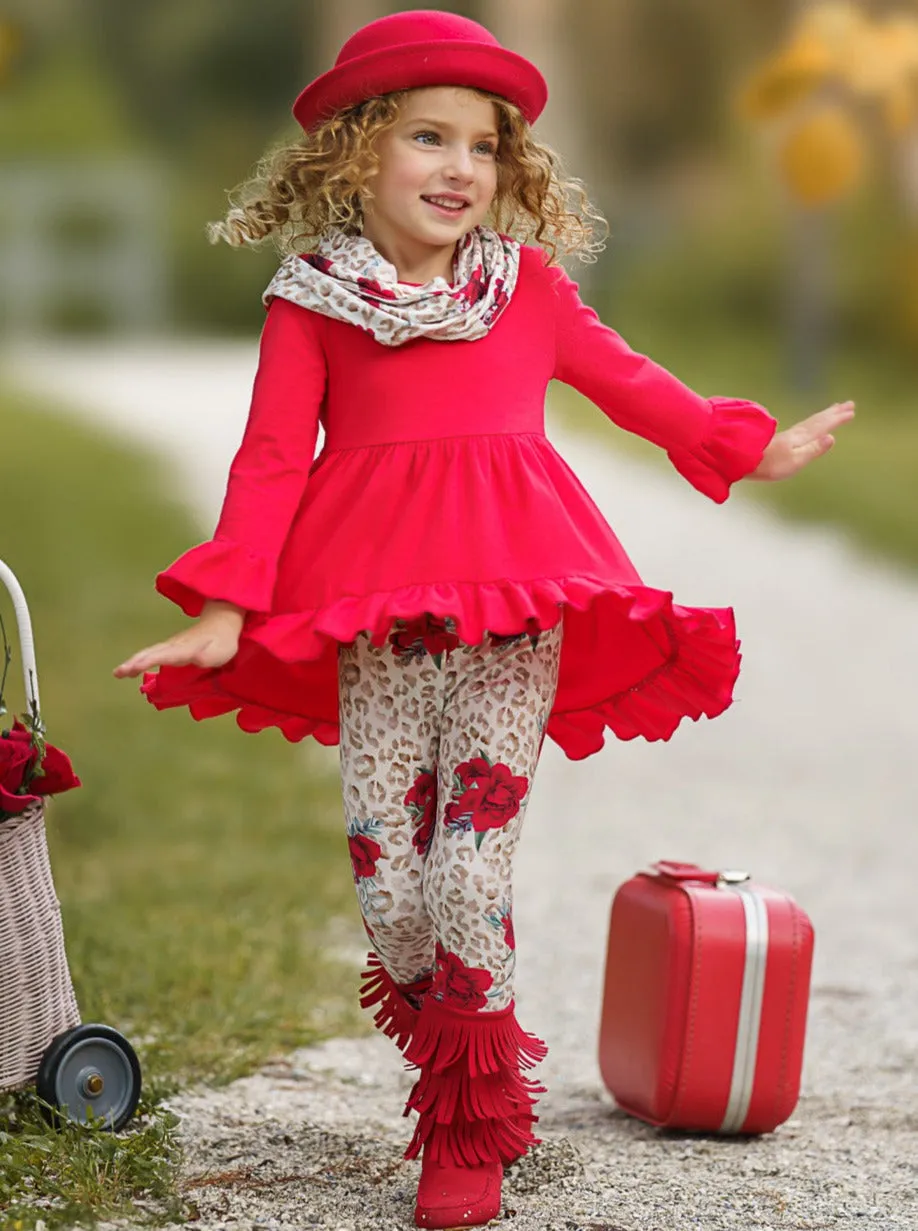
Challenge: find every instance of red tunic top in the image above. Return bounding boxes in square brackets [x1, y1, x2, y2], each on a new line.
[143, 244, 777, 759]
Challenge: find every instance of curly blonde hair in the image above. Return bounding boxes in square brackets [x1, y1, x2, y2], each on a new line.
[207, 88, 607, 264]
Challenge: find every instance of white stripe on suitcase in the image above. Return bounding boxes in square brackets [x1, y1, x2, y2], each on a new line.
[719, 885, 769, 1133]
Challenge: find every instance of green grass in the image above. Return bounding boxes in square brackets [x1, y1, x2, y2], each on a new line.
[0, 388, 364, 1227]
[548, 315, 918, 571]
[0, 1091, 182, 1230]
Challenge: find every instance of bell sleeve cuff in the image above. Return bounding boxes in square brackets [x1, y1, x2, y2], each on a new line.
[155, 537, 276, 618]
[666, 397, 778, 504]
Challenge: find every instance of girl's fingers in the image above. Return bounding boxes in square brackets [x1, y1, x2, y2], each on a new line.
[757, 403, 851, 479]
[811, 402, 855, 434]
[789, 404, 853, 453]
[792, 434, 834, 472]
[114, 631, 229, 677]
[113, 659, 147, 678]
[113, 646, 165, 677]
[114, 638, 193, 677]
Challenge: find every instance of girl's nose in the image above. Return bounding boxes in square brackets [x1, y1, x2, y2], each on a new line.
[443, 145, 475, 182]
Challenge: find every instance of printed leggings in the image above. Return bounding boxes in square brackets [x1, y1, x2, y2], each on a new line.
[337, 614, 563, 1013]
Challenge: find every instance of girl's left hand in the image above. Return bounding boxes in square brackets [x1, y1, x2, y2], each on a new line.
[750, 401, 855, 481]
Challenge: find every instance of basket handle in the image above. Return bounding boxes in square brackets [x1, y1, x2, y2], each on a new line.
[0, 557, 42, 731]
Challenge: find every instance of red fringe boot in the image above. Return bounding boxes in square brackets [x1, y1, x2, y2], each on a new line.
[359, 951, 433, 1053]
[402, 997, 548, 1229]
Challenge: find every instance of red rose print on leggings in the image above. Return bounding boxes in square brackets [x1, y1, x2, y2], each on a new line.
[389, 614, 460, 667]
[405, 767, 437, 857]
[432, 944, 493, 1010]
[444, 751, 529, 849]
[348, 833, 382, 879]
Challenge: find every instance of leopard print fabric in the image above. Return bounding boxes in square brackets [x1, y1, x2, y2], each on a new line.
[262, 227, 520, 347]
[338, 615, 563, 1013]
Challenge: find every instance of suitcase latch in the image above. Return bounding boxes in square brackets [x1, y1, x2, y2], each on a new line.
[716, 869, 751, 888]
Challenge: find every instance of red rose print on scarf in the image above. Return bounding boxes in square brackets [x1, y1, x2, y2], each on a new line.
[482, 276, 510, 325]
[389, 614, 460, 667]
[303, 253, 334, 275]
[357, 275, 398, 301]
[432, 946, 493, 1010]
[445, 751, 529, 849]
[455, 267, 486, 306]
[348, 833, 382, 879]
[501, 913, 516, 950]
[405, 768, 437, 857]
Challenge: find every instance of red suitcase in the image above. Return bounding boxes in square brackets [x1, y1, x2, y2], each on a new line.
[598, 860, 814, 1134]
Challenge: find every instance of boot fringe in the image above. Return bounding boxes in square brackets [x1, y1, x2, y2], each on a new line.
[402, 998, 547, 1166]
[359, 951, 429, 1053]
[405, 997, 547, 1073]
[409, 1113, 534, 1167]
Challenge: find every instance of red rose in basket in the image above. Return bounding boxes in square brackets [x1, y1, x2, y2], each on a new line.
[0, 719, 81, 820]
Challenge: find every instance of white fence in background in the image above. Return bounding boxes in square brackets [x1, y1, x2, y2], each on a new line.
[0, 159, 171, 337]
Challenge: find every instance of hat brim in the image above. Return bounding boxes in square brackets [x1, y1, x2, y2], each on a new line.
[292, 41, 548, 132]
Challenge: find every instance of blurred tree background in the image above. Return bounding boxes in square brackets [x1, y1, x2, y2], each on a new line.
[2, 0, 917, 375]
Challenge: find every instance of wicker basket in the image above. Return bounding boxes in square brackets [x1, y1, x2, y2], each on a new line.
[0, 800, 81, 1090]
[0, 557, 82, 1092]
[0, 558, 141, 1130]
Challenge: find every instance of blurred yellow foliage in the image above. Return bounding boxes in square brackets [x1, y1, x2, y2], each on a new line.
[880, 14, 918, 69]
[839, 17, 918, 97]
[778, 103, 865, 207]
[795, 1, 870, 59]
[0, 21, 22, 85]
[740, 2, 918, 204]
[738, 34, 832, 121]
[884, 78, 918, 134]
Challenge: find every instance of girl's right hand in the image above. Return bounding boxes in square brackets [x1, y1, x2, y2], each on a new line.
[113, 601, 245, 678]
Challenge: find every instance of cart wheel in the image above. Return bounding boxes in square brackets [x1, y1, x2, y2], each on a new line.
[36, 1023, 142, 1131]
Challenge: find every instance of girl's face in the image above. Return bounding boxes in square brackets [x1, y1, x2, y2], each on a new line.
[361, 87, 500, 278]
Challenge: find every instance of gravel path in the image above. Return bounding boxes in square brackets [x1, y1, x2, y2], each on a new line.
[4, 340, 916, 1231]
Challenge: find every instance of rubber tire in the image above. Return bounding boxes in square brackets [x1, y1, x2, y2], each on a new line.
[36, 1022, 143, 1131]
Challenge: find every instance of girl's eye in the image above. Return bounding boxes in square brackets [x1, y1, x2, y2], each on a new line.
[413, 132, 497, 156]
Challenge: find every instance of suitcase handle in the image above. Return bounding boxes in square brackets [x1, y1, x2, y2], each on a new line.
[651, 860, 750, 887]
[0, 556, 43, 732]
[652, 860, 719, 883]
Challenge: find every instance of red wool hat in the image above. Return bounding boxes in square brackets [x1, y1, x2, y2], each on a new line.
[292, 9, 548, 133]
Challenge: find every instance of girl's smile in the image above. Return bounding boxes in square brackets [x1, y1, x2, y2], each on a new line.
[422, 193, 471, 218]
[361, 86, 500, 283]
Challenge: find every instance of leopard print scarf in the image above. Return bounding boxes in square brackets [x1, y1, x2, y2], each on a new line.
[263, 225, 520, 347]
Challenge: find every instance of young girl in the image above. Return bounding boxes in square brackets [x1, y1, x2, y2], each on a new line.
[114, 10, 853, 1228]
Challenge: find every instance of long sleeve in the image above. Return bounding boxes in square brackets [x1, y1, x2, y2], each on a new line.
[547, 261, 777, 503]
[156, 297, 327, 616]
